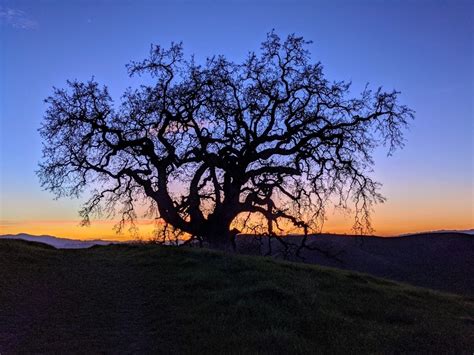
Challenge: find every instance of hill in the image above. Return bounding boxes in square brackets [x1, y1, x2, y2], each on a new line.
[0, 239, 472, 353]
[402, 229, 474, 236]
[3, 232, 473, 295]
[238, 232, 474, 296]
[0, 233, 121, 249]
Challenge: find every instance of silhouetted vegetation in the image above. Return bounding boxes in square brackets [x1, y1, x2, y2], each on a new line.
[38, 32, 413, 249]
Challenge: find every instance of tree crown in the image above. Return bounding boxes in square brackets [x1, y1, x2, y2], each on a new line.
[39, 32, 413, 245]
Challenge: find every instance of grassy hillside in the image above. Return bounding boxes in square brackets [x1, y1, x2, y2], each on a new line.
[0, 239, 473, 353]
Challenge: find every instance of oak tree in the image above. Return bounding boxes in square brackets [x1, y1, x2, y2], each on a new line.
[39, 33, 413, 250]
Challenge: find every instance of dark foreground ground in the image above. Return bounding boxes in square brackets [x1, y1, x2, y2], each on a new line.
[1, 239, 473, 353]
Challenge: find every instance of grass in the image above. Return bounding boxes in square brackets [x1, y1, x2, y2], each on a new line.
[0, 239, 473, 353]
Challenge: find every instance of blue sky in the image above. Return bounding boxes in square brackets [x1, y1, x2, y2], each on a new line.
[0, 0, 472, 237]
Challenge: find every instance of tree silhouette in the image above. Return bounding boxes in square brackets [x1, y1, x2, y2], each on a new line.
[38, 32, 413, 250]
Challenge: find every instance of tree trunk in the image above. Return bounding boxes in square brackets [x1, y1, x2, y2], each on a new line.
[199, 216, 236, 251]
[203, 227, 233, 251]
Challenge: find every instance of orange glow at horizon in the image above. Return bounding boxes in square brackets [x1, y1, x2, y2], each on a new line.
[2, 179, 472, 240]
[1, 200, 472, 240]
[0, 219, 160, 241]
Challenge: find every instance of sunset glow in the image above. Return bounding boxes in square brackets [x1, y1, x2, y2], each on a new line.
[2, 195, 472, 240]
[1, 0, 472, 240]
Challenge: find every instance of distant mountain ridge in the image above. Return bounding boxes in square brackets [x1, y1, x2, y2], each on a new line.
[400, 229, 474, 236]
[0, 233, 124, 249]
[1, 229, 473, 249]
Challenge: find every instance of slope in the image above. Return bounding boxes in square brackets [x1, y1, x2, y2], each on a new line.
[0, 239, 472, 353]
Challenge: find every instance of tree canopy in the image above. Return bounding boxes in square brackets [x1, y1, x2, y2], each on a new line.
[39, 32, 413, 250]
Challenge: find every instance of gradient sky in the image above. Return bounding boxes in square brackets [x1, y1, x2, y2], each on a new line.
[1, 0, 473, 240]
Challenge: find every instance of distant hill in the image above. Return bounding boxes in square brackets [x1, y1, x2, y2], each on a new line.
[0, 239, 472, 353]
[401, 229, 474, 236]
[0, 233, 123, 249]
[237, 232, 474, 296]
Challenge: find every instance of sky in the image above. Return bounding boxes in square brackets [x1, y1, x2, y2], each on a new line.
[0, 0, 473, 240]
